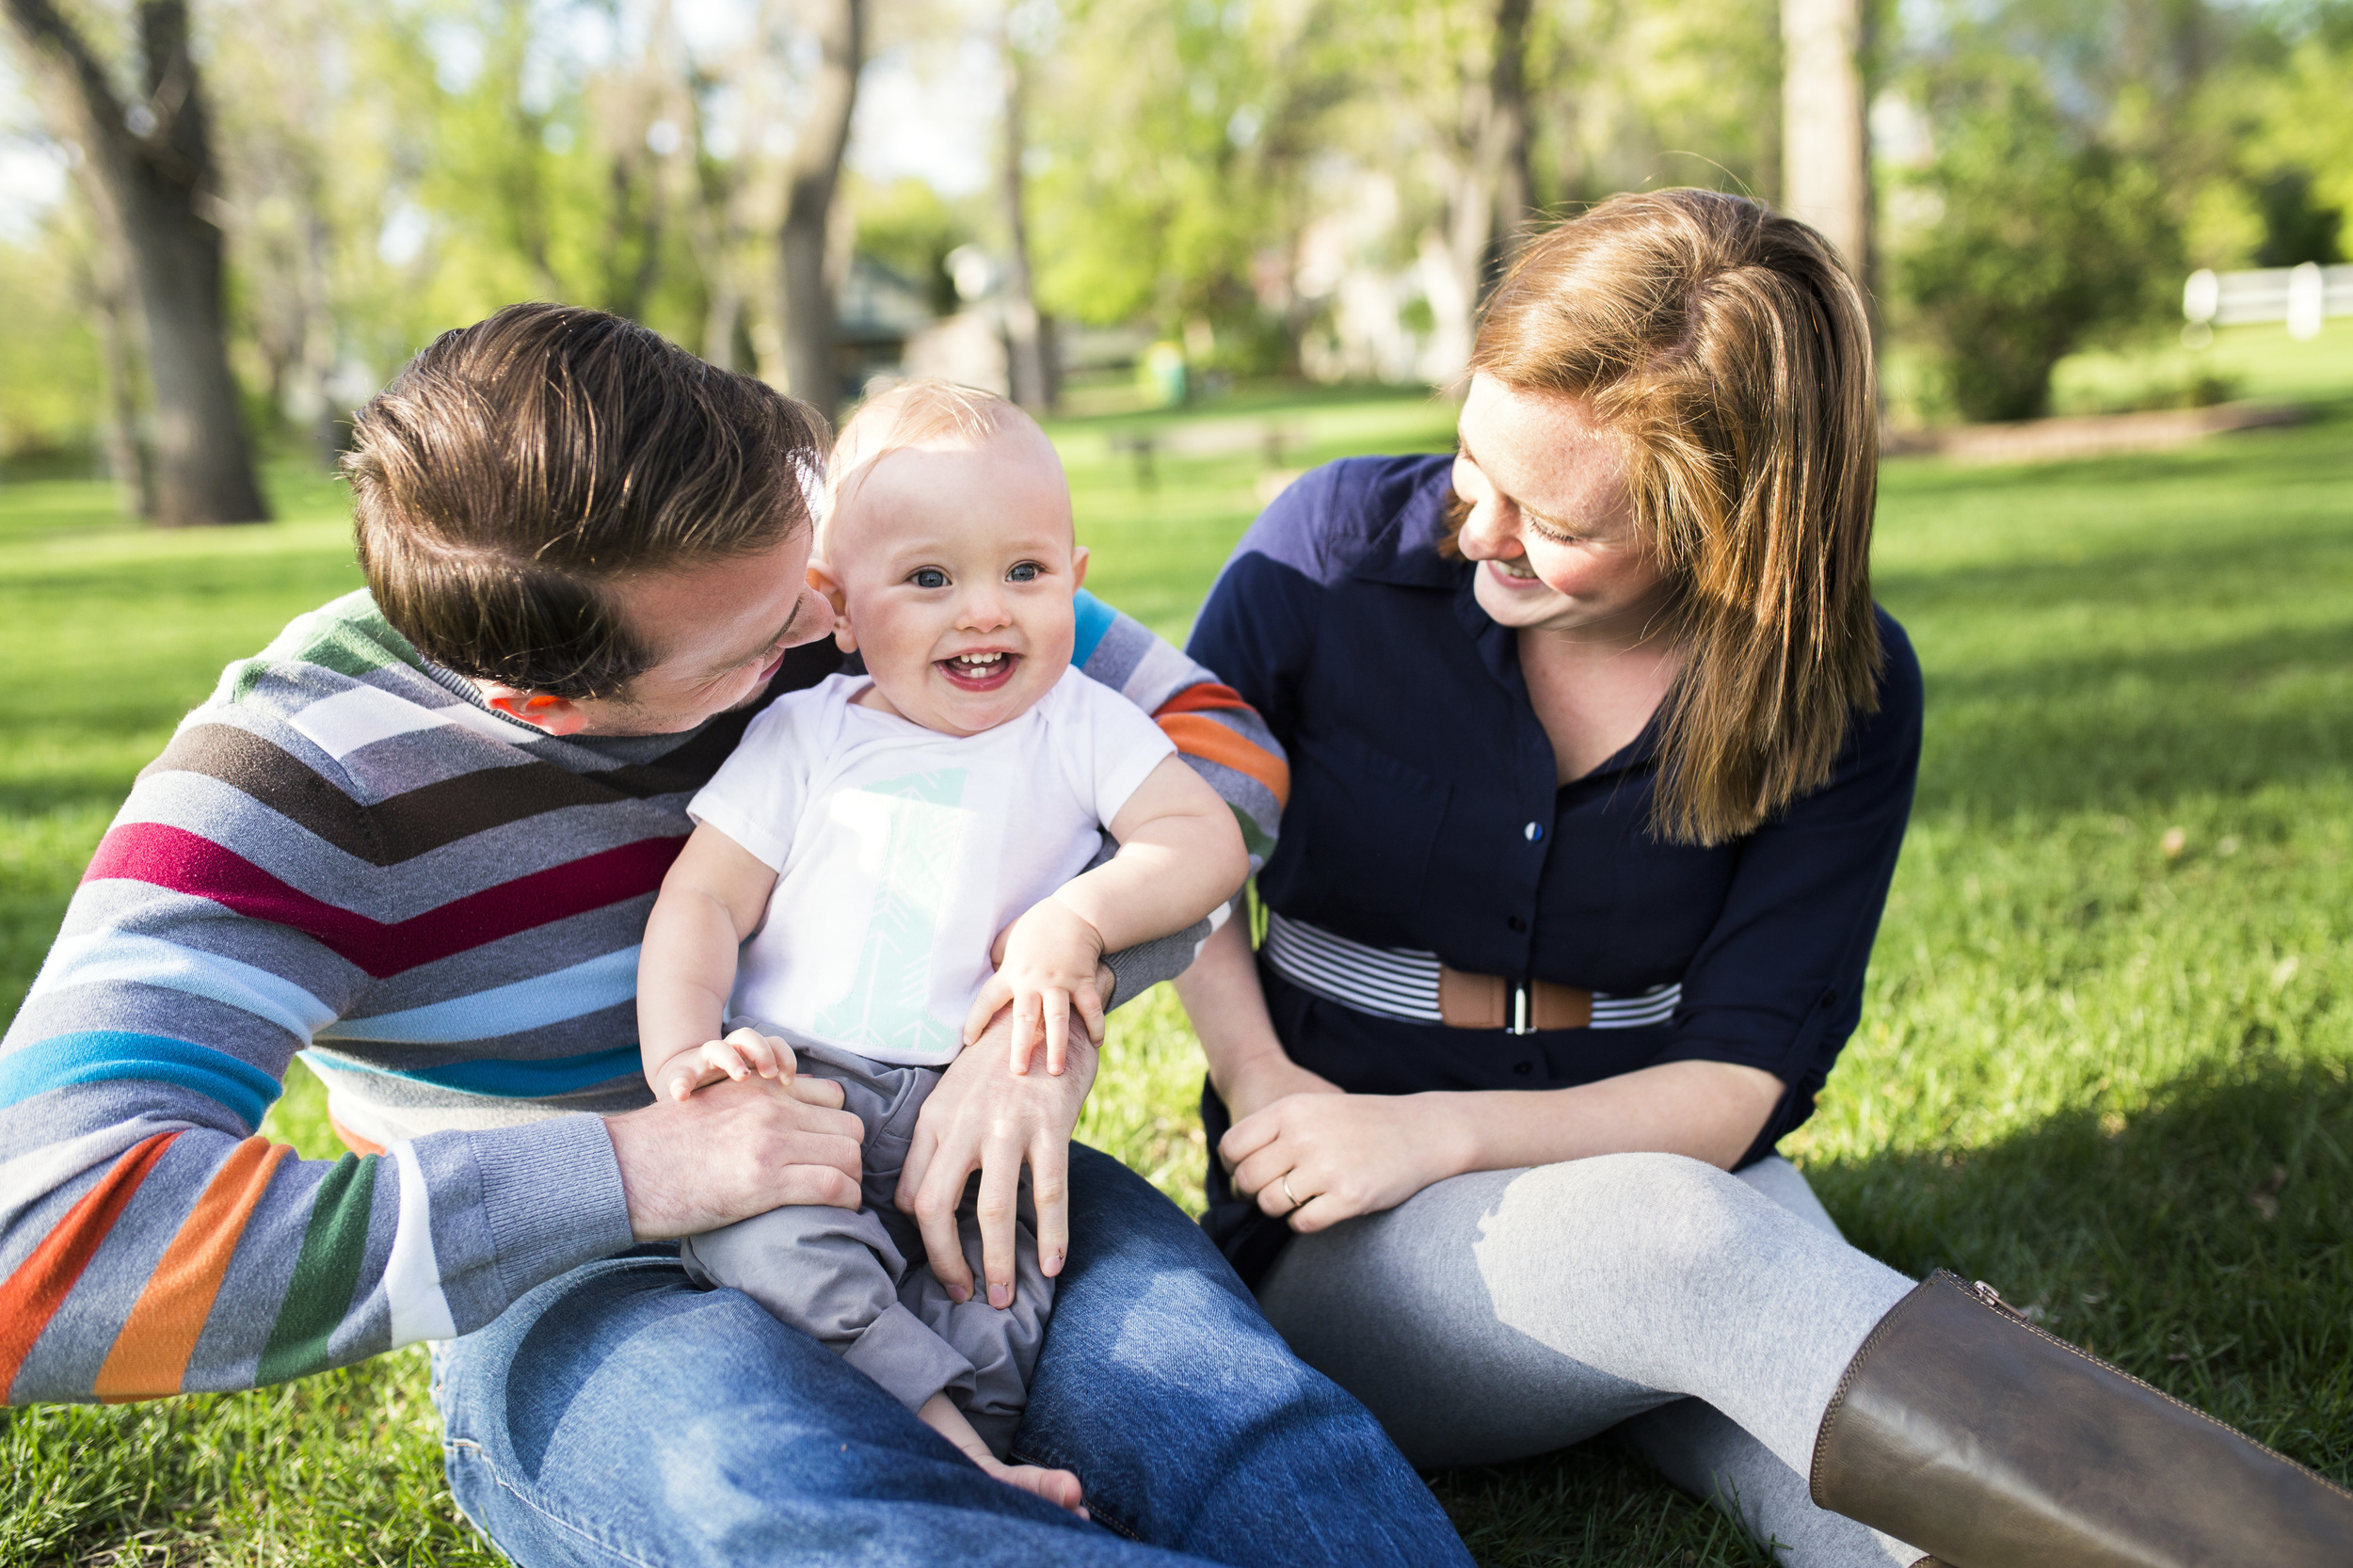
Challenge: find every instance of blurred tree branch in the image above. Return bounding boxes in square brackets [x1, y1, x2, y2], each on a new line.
[777, 0, 861, 417]
[3, 0, 268, 522]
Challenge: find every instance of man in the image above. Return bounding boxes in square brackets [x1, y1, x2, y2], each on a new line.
[0, 305, 1470, 1566]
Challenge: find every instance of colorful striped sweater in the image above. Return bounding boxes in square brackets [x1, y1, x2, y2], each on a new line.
[0, 587, 1288, 1404]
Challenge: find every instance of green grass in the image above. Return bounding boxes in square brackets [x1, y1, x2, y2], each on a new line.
[4, 341, 2351, 1563]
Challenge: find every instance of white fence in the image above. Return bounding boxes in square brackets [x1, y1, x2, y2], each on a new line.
[2184, 263, 2353, 339]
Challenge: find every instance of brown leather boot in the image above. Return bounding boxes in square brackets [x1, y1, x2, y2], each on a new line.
[1810, 1270, 2353, 1566]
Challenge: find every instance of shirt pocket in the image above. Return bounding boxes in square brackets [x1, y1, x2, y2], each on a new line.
[1289, 730, 1453, 915]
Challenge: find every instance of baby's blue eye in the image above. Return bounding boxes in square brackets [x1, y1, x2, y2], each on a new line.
[910, 568, 949, 589]
[1007, 562, 1041, 583]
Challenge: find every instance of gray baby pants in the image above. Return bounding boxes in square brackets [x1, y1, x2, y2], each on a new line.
[680, 1038, 1050, 1457]
[1257, 1152, 1925, 1566]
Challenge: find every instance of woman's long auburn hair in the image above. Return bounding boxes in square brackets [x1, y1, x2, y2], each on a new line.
[1465, 188, 1881, 846]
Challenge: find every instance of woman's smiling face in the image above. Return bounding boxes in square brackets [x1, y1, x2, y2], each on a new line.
[1450, 374, 1673, 641]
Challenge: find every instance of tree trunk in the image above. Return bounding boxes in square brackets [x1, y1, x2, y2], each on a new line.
[1429, 0, 1537, 386]
[1000, 24, 1050, 413]
[1780, 0, 1871, 299]
[777, 0, 863, 420]
[1483, 0, 1534, 289]
[5, 0, 269, 524]
[88, 248, 153, 517]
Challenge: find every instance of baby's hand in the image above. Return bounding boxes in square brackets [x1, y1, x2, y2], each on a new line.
[962, 899, 1107, 1077]
[658, 1027, 797, 1103]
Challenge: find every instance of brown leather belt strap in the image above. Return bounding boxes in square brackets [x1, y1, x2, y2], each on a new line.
[1437, 966, 1593, 1033]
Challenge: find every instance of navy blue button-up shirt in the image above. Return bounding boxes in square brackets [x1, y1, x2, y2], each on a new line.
[1185, 455, 1922, 1283]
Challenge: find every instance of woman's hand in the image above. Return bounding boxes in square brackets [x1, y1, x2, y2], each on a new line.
[1214, 1051, 1342, 1125]
[1221, 1091, 1469, 1232]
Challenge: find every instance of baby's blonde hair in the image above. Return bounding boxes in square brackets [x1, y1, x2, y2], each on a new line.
[821, 378, 1030, 553]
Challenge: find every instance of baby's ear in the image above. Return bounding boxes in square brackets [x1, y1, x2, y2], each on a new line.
[807, 561, 855, 652]
[1069, 545, 1089, 590]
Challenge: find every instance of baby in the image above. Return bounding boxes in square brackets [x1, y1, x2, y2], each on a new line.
[635, 380, 1248, 1511]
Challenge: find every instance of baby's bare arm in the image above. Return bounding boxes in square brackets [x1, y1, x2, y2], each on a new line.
[1060, 753, 1250, 952]
[961, 757, 1248, 1068]
[638, 824, 785, 1097]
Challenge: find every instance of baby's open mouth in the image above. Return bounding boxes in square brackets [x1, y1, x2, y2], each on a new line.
[937, 650, 1019, 692]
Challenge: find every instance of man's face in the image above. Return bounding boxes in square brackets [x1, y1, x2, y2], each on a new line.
[814, 427, 1085, 738]
[477, 531, 833, 738]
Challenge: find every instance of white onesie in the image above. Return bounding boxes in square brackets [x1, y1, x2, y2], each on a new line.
[686, 665, 1177, 1065]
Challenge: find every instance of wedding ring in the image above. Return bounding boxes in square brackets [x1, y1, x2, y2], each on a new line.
[1280, 1174, 1305, 1213]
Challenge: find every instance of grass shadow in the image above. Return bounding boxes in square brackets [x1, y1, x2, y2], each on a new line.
[1905, 621, 2353, 817]
[1810, 1053, 2353, 1479]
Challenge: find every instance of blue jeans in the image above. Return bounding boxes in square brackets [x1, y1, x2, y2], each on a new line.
[433, 1144, 1471, 1567]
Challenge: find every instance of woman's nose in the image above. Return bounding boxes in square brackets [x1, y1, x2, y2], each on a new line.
[1456, 500, 1522, 561]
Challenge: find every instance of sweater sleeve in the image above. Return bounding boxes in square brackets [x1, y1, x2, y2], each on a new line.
[0, 719, 635, 1405]
[1070, 589, 1290, 1003]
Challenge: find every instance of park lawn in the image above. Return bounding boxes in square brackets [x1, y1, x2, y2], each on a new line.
[3, 353, 2350, 1563]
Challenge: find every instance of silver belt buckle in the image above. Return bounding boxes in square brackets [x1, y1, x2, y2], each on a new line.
[1508, 983, 1536, 1035]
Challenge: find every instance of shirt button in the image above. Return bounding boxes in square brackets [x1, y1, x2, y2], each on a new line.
[1524, 822, 1544, 841]
[1508, 915, 1527, 933]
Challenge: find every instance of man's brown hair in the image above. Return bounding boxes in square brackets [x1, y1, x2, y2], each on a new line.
[345, 302, 828, 699]
[1465, 188, 1882, 845]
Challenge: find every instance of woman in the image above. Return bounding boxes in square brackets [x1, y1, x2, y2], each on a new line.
[1175, 190, 2349, 1566]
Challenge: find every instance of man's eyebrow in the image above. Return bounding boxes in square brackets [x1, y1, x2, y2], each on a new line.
[701, 595, 804, 680]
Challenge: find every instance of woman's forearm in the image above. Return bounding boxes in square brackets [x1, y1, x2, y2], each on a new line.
[1172, 917, 1336, 1117]
[1420, 1059, 1786, 1177]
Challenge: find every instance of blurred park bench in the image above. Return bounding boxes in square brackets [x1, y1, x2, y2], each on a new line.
[1106, 419, 1306, 491]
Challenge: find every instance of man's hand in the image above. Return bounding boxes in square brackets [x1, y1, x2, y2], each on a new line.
[900, 981, 1104, 1308]
[961, 900, 1108, 1078]
[605, 1072, 862, 1240]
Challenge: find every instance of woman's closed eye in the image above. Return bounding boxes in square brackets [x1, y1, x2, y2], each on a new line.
[1519, 508, 1586, 546]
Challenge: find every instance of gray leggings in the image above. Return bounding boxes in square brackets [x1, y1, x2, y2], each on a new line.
[1257, 1153, 1923, 1566]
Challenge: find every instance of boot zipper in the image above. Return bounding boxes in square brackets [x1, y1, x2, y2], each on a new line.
[1933, 1270, 2353, 1503]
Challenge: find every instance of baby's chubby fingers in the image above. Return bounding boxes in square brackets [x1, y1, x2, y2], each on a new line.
[962, 973, 1012, 1048]
[1007, 988, 1044, 1075]
[719, 1026, 793, 1081]
[1039, 988, 1071, 1078]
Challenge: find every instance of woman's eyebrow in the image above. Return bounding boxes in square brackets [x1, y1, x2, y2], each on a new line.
[1459, 435, 1576, 532]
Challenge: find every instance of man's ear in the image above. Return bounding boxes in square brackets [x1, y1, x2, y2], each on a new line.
[477, 683, 592, 737]
[1070, 545, 1089, 591]
[807, 562, 856, 654]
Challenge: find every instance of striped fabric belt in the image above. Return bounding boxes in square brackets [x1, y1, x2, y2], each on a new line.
[1262, 910, 1681, 1035]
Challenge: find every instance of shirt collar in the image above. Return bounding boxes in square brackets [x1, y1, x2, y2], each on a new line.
[1346, 461, 1468, 591]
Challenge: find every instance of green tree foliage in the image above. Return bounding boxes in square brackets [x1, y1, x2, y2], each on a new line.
[0, 205, 102, 462]
[1899, 67, 2179, 421]
[1026, 0, 1318, 339]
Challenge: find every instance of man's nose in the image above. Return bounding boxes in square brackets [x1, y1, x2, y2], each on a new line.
[783, 586, 833, 647]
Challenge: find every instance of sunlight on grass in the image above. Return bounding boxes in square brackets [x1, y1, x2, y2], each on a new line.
[4, 368, 2351, 1563]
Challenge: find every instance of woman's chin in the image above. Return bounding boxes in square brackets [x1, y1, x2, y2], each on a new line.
[1472, 570, 1570, 628]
